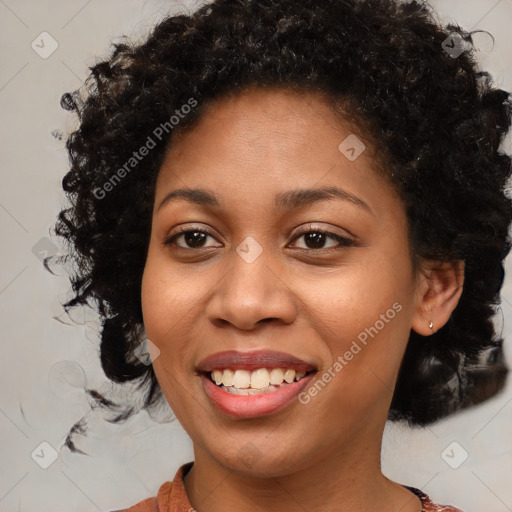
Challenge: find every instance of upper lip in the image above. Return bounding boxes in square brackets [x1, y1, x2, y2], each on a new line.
[196, 350, 318, 373]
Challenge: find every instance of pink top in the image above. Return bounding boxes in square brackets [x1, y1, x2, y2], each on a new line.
[114, 462, 463, 512]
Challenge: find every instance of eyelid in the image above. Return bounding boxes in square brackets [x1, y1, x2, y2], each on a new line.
[291, 222, 356, 241]
[162, 224, 220, 246]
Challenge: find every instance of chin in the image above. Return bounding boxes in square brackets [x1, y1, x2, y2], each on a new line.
[207, 442, 313, 479]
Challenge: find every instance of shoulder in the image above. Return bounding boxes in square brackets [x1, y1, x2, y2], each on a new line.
[111, 496, 158, 512]
[406, 486, 464, 512]
[110, 482, 172, 512]
[424, 504, 464, 512]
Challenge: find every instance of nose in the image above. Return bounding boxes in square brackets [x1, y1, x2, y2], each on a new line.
[206, 248, 297, 331]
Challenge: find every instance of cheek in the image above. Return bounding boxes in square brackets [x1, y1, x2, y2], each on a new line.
[140, 248, 214, 381]
[321, 292, 408, 370]
[140, 259, 197, 416]
[140, 263, 166, 340]
[302, 292, 411, 426]
[140, 247, 195, 339]
[140, 255, 186, 367]
[313, 253, 414, 378]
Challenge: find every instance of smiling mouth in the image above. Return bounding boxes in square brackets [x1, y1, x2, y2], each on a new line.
[203, 367, 317, 395]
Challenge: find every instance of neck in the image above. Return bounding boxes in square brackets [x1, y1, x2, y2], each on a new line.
[183, 432, 421, 512]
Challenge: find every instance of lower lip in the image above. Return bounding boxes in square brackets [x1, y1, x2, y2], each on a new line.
[200, 372, 316, 419]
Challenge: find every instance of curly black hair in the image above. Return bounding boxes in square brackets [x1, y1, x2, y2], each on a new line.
[52, 0, 512, 427]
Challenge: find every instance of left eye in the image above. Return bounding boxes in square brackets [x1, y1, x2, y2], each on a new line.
[289, 230, 355, 250]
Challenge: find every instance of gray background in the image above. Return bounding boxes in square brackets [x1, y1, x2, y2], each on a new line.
[1, 1, 511, 511]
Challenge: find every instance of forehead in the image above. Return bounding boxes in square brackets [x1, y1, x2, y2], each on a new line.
[165, 89, 332, 160]
[158, 88, 371, 176]
[153, 86, 401, 221]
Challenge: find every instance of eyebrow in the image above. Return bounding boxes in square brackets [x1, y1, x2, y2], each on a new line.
[157, 186, 373, 215]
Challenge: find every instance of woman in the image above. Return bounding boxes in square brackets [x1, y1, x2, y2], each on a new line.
[53, 0, 512, 510]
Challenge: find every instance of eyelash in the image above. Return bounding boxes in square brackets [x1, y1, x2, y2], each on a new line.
[162, 225, 356, 252]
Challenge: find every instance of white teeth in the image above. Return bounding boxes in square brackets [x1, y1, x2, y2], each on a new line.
[284, 369, 296, 383]
[269, 368, 284, 385]
[250, 368, 270, 389]
[232, 369, 251, 389]
[221, 369, 234, 387]
[212, 370, 223, 385]
[210, 367, 310, 389]
[222, 384, 281, 395]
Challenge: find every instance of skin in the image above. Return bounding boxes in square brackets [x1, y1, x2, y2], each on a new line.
[141, 86, 464, 512]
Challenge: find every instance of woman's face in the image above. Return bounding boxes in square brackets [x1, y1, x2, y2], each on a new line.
[141, 87, 423, 476]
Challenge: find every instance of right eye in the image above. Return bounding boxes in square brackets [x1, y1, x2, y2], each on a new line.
[163, 226, 222, 250]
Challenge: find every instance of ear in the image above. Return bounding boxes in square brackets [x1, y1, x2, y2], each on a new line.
[411, 260, 465, 336]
